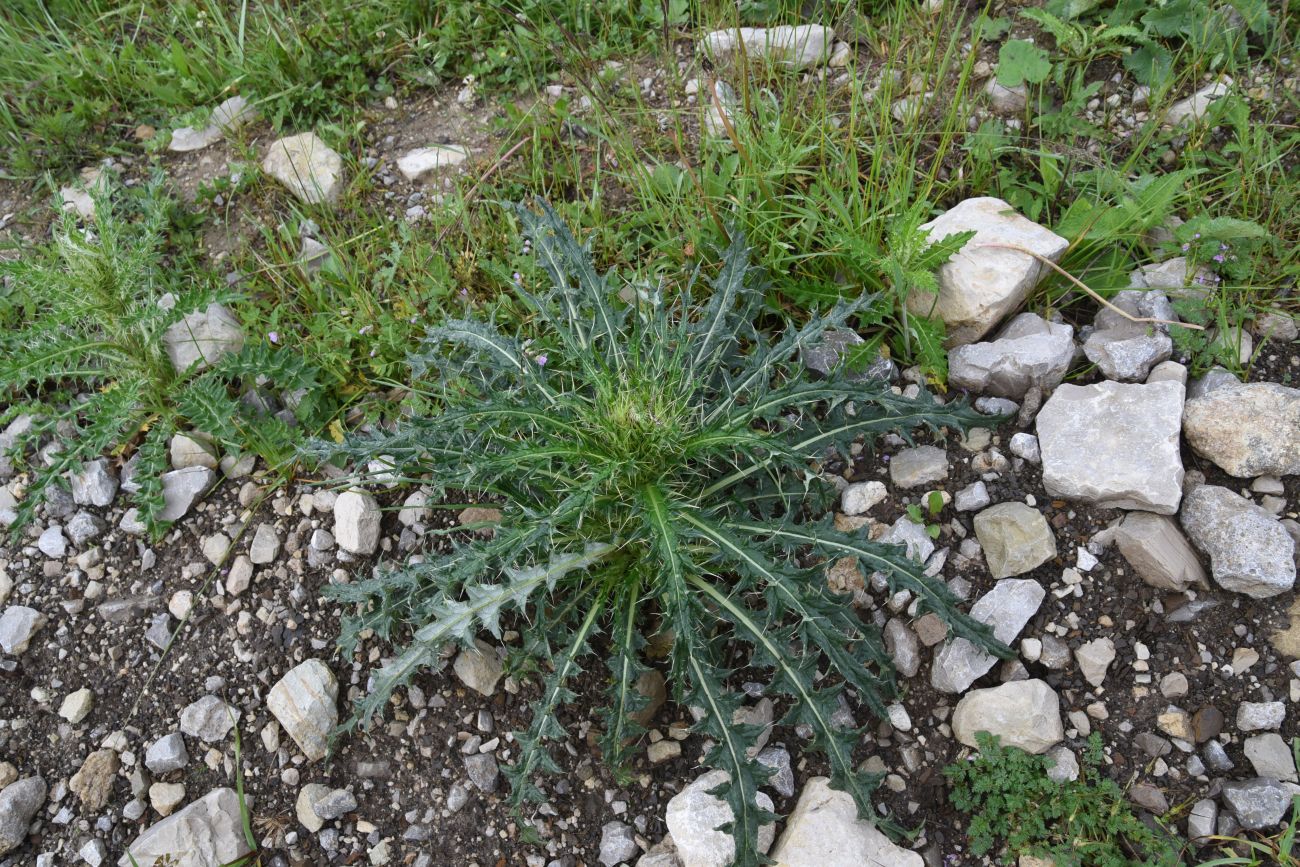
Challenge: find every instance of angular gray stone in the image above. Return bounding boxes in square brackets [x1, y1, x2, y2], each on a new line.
[118, 787, 252, 867]
[931, 578, 1044, 693]
[66, 510, 105, 547]
[600, 821, 639, 866]
[1082, 290, 1175, 382]
[888, 445, 948, 489]
[310, 788, 356, 820]
[0, 776, 46, 856]
[702, 25, 834, 69]
[1112, 512, 1207, 591]
[1180, 484, 1295, 598]
[145, 733, 189, 775]
[947, 313, 1075, 399]
[952, 679, 1063, 754]
[884, 618, 920, 678]
[267, 659, 338, 762]
[954, 481, 990, 513]
[973, 503, 1057, 579]
[178, 696, 238, 743]
[169, 125, 223, 152]
[984, 78, 1028, 115]
[1164, 78, 1232, 127]
[163, 303, 244, 373]
[879, 515, 934, 564]
[1244, 733, 1297, 782]
[665, 770, 774, 867]
[170, 433, 218, 471]
[333, 490, 381, 555]
[840, 481, 887, 516]
[1238, 701, 1286, 732]
[1009, 432, 1040, 463]
[1257, 311, 1298, 343]
[801, 329, 896, 383]
[755, 747, 795, 799]
[463, 753, 498, 793]
[768, 777, 922, 866]
[1074, 637, 1116, 688]
[71, 458, 118, 507]
[295, 784, 330, 832]
[1221, 778, 1291, 831]
[159, 467, 217, 522]
[1182, 383, 1300, 478]
[37, 525, 66, 558]
[906, 197, 1069, 346]
[1036, 380, 1184, 514]
[261, 133, 344, 206]
[248, 523, 280, 565]
[1188, 799, 1217, 845]
[1188, 366, 1239, 400]
[0, 415, 33, 481]
[1046, 745, 1079, 783]
[0, 606, 47, 655]
[211, 96, 257, 132]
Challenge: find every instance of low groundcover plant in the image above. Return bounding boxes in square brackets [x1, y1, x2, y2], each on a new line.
[317, 200, 1007, 863]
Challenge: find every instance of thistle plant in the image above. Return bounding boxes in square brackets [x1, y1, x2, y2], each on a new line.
[319, 201, 1007, 864]
[0, 177, 327, 535]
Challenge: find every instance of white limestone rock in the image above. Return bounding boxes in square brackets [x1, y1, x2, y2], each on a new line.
[931, 578, 1045, 693]
[973, 503, 1057, 579]
[267, 659, 338, 762]
[1180, 485, 1295, 598]
[1182, 383, 1300, 478]
[261, 132, 345, 206]
[665, 770, 775, 867]
[118, 787, 252, 867]
[769, 777, 922, 866]
[163, 303, 245, 373]
[952, 679, 1064, 754]
[906, 197, 1069, 346]
[1112, 512, 1206, 591]
[1036, 380, 1185, 514]
[333, 490, 381, 555]
[947, 313, 1075, 399]
[702, 25, 834, 70]
[397, 146, 469, 181]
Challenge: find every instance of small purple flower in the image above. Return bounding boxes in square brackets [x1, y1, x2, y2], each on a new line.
[1213, 253, 1225, 263]
[512, 271, 523, 285]
[535, 354, 548, 367]
[1193, 232, 1201, 239]
[268, 331, 280, 345]
[459, 286, 468, 298]
[369, 349, 377, 358]
[1180, 243, 1190, 252]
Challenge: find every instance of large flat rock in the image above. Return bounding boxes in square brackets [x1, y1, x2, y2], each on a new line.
[119, 787, 252, 867]
[1036, 380, 1184, 514]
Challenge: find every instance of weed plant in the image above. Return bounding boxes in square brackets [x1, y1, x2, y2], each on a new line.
[0, 179, 328, 535]
[315, 201, 1008, 862]
[945, 731, 1183, 867]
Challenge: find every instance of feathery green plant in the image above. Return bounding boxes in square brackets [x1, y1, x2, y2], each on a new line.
[316, 200, 1009, 864]
[0, 177, 328, 535]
